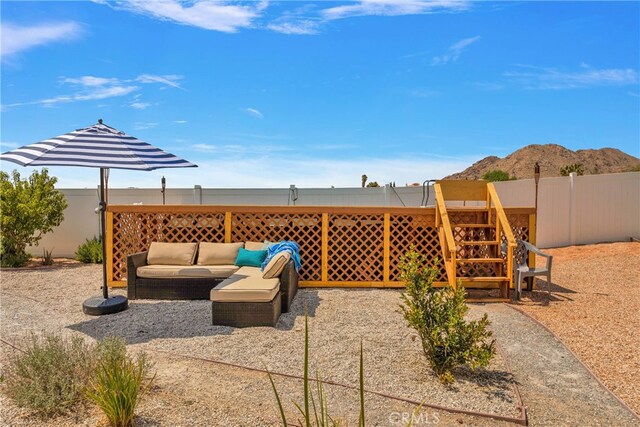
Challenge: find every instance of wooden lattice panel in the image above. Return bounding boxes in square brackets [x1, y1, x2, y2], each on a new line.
[327, 214, 384, 281]
[389, 214, 445, 281]
[448, 210, 486, 225]
[231, 213, 322, 281]
[110, 211, 226, 281]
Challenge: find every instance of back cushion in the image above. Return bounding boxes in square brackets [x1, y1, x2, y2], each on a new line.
[147, 242, 198, 266]
[197, 242, 244, 265]
[244, 241, 266, 251]
[262, 251, 291, 279]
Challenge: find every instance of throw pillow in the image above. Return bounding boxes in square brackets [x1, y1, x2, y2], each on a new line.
[235, 248, 268, 267]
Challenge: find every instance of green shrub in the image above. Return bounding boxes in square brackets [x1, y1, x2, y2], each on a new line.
[560, 163, 585, 176]
[87, 337, 154, 427]
[399, 251, 495, 384]
[0, 169, 67, 267]
[482, 169, 514, 182]
[0, 251, 31, 268]
[75, 236, 103, 263]
[2, 333, 98, 417]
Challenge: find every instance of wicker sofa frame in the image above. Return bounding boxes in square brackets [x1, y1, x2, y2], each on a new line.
[127, 251, 299, 316]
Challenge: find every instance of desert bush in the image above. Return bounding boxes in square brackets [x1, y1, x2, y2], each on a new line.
[482, 169, 514, 182]
[399, 250, 495, 384]
[75, 236, 103, 263]
[0, 169, 67, 267]
[2, 333, 98, 417]
[87, 337, 154, 427]
[560, 163, 585, 176]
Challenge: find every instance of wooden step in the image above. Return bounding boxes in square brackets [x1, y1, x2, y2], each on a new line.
[453, 223, 495, 228]
[446, 207, 488, 212]
[458, 276, 509, 282]
[458, 240, 499, 246]
[456, 257, 503, 263]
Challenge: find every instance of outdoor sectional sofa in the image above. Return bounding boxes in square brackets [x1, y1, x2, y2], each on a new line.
[127, 241, 298, 327]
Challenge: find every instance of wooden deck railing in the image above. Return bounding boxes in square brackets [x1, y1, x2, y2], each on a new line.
[106, 205, 535, 288]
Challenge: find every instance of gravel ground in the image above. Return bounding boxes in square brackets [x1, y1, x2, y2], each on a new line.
[0, 263, 519, 426]
[512, 242, 640, 416]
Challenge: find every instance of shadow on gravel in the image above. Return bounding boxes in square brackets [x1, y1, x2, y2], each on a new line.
[447, 367, 518, 404]
[68, 290, 321, 344]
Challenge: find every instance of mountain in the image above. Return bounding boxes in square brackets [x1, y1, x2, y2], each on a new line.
[444, 144, 640, 180]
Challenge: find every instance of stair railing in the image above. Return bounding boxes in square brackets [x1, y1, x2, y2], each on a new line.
[434, 183, 458, 288]
[487, 183, 516, 292]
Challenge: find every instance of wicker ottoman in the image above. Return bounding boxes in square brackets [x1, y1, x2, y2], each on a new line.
[210, 266, 283, 327]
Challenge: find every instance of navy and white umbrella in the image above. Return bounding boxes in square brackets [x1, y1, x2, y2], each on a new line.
[0, 119, 197, 315]
[1, 119, 195, 171]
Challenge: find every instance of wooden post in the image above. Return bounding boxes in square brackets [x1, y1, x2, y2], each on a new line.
[321, 213, 329, 283]
[383, 213, 390, 286]
[105, 211, 114, 285]
[528, 213, 537, 268]
[224, 212, 232, 243]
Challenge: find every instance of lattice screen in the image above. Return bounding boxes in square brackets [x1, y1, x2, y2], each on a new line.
[109, 207, 534, 286]
[327, 214, 384, 281]
[388, 214, 445, 281]
[231, 213, 322, 281]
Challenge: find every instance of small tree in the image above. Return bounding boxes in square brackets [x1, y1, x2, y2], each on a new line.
[0, 169, 67, 267]
[361, 174, 368, 188]
[399, 250, 495, 384]
[366, 181, 380, 187]
[560, 163, 584, 176]
[482, 169, 513, 182]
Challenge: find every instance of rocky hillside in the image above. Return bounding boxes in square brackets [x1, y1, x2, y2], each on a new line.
[445, 144, 639, 180]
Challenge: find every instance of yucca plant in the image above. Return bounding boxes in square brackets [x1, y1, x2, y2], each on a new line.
[269, 315, 364, 426]
[42, 248, 54, 265]
[86, 337, 154, 427]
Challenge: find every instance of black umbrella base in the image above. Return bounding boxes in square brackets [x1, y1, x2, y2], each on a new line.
[82, 295, 128, 316]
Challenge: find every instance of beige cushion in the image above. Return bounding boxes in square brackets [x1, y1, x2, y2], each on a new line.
[147, 242, 197, 265]
[210, 267, 280, 302]
[197, 242, 243, 265]
[244, 241, 265, 250]
[137, 264, 238, 279]
[262, 252, 291, 279]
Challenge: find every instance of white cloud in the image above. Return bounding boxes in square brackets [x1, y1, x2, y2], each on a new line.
[61, 76, 119, 87]
[193, 143, 217, 152]
[130, 101, 152, 109]
[136, 74, 184, 89]
[173, 120, 188, 124]
[321, 0, 468, 20]
[110, 0, 264, 32]
[243, 107, 264, 119]
[133, 122, 158, 130]
[3, 73, 184, 109]
[267, 20, 320, 35]
[505, 65, 639, 90]
[1, 22, 82, 58]
[431, 35, 480, 65]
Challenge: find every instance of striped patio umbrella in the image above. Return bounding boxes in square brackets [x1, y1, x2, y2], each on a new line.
[0, 119, 197, 315]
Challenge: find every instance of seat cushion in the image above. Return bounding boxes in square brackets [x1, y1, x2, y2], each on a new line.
[197, 242, 243, 265]
[210, 266, 280, 302]
[137, 264, 239, 279]
[147, 242, 198, 266]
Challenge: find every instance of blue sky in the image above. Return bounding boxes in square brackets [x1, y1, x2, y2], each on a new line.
[1, 1, 638, 188]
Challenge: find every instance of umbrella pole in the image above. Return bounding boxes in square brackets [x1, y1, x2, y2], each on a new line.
[81, 167, 128, 315]
[100, 168, 109, 299]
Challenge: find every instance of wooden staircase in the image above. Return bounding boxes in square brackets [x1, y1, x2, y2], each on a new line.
[434, 180, 516, 301]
